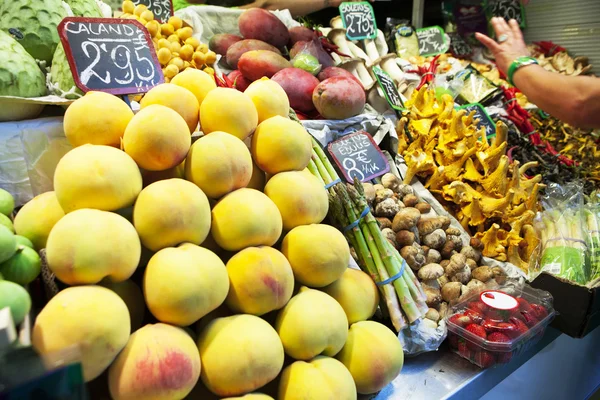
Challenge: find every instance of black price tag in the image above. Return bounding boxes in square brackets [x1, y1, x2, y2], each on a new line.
[460, 103, 496, 138]
[328, 131, 390, 183]
[416, 26, 449, 57]
[339, 2, 377, 41]
[58, 17, 164, 96]
[372, 65, 404, 112]
[448, 32, 472, 58]
[485, 0, 526, 28]
[131, 0, 173, 23]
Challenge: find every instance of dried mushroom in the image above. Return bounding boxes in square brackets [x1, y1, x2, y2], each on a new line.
[396, 230, 416, 247]
[402, 194, 419, 207]
[465, 258, 478, 272]
[415, 202, 432, 214]
[392, 208, 421, 231]
[445, 227, 462, 236]
[440, 240, 456, 259]
[363, 182, 376, 204]
[418, 263, 445, 280]
[426, 249, 442, 264]
[460, 245, 481, 263]
[375, 198, 399, 218]
[401, 246, 426, 270]
[423, 229, 446, 249]
[441, 282, 462, 302]
[417, 216, 450, 236]
[381, 228, 397, 247]
[423, 285, 442, 307]
[396, 184, 414, 198]
[425, 308, 440, 322]
[445, 253, 467, 276]
[382, 173, 402, 192]
[450, 265, 471, 284]
[376, 217, 393, 230]
[375, 188, 394, 204]
[471, 266, 493, 282]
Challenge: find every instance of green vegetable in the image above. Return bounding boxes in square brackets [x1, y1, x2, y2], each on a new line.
[292, 54, 321, 76]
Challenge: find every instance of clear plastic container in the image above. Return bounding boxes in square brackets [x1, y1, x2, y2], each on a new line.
[445, 282, 555, 368]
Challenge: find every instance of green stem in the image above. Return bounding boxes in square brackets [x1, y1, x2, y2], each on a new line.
[312, 137, 339, 181]
[307, 159, 323, 184]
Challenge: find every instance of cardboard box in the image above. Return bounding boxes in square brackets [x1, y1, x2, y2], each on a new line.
[530, 272, 600, 338]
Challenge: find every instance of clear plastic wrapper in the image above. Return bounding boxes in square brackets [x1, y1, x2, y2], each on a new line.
[289, 39, 331, 76]
[445, 281, 555, 368]
[385, 18, 420, 59]
[453, 65, 501, 105]
[585, 195, 600, 282]
[535, 182, 589, 285]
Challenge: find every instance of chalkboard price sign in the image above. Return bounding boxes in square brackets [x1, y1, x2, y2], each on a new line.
[416, 26, 449, 57]
[448, 32, 472, 58]
[339, 2, 377, 41]
[131, 0, 173, 23]
[58, 17, 164, 96]
[372, 65, 404, 112]
[328, 131, 390, 183]
[485, 0, 526, 28]
[460, 103, 496, 137]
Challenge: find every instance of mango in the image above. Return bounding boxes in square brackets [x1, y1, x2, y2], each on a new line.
[272, 68, 320, 112]
[288, 26, 317, 46]
[200, 88, 258, 140]
[224, 395, 274, 400]
[32, 286, 130, 381]
[171, 68, 216, 107]
[264, 171, 328, 231]
[144, 243, 229, 326]
[276, 287, 348, 360]
[100, 280, 145, 332]
[0, 225, 16, 264]
[209, 33, 243, 56]
[54, 145, 142, 213]
[185, 131, 252, 199]
[278, 356, 356, 400]
[64, 91, 133, 147]
[317, 66, 363, 87]
[321, 268, 379, 324]
[198, 314, 284, 397]
[46, 209, 141, 285]
[123, 105, 190, 171]
[247, 160, 266, 191]
[238, 8, 290, 49]
[313, 77, 366, 120]
[14, 191, 64, 250]
[282, 224, 349, 287]
[228, 70, 251, 92]
[239, 50, 292, 81]
[251, 116, 312, 175]
[0, 280, 31, 325]
[108, 323, 201, 400]
[245, 79, 290, 123]
[211, 188, 282, 252]
[336, 321, 404, 394]
[140, 83, 200, 133]
[141, 160, 186, 187]
[133, 178, 211, 251]
[225, 246, 294, 316]
[226, 39, 281, 70]
[0, 188, 15, 216]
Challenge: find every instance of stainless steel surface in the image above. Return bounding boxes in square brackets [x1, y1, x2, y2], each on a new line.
[375, 328, 562, 400]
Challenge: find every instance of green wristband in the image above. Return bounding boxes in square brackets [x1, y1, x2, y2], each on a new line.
[507, 56, 539, 86]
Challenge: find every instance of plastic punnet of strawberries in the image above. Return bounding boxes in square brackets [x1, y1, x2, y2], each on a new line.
[445, 284, 555, 368]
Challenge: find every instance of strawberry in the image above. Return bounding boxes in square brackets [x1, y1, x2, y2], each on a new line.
[530, 303, 548, 320]
[495, 351, 513, 363]
[464, 309, 484, 324]
[457, 340, 472, 359]
[517, 297, 533, 313]
[448, 333, 459, 349]
[448, 313, 472, 327]
[507, 317, 529, 339]
[465, 323, 487, 350]
[474, 350, 496, 368]
[468, 301, 488, 314]
[487, 332, 511, 343]
[486, 308, 511, 322]
[482, 319, 517, 333]
[519, 311, 539, 328]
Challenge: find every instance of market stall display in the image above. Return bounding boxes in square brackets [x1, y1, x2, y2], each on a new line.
[1, 0, 600, 398]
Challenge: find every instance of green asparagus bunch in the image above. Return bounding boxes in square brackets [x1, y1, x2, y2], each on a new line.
[309, 137, 427, 331]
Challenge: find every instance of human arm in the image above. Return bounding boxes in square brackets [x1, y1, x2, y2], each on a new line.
[476, 17, 600, 128]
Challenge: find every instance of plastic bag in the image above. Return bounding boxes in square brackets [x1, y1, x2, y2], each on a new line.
[453, 65, 501, 105]
[385, 18, 419, 59]
[290, 39, 334, 75]
[536, 182, 590, 285]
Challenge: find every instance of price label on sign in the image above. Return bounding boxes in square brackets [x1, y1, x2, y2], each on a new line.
[327, 131, 390, 183]
[460, 103, 496, 138]
[131, 0, 173, 23]
[339, 2, 377, 41]
[485, 0, 526, 28]
[58, 17, 164, 96]
[372, 65, 404, 112]
[448, 32, 472, 58]
[416, 26, 449, 57]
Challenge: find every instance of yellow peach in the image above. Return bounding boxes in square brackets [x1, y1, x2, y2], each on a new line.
[244, 78, 290, 123]
[13, 191, 64, 250]
[321, 268, 379, 324]
[171, 68, 217, 107]
[140, 83, 200, 133]
[200, 88, 258, 140]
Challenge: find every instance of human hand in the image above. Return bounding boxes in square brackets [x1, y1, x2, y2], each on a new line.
[475, 17, 530, 76]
